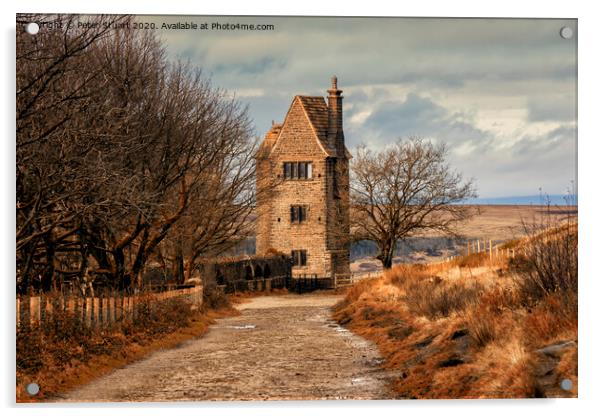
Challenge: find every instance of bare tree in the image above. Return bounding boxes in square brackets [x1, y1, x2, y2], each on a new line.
[16, 14, 132, 292]
[16, 14, 259, 293]
[350, 138, 477, 269]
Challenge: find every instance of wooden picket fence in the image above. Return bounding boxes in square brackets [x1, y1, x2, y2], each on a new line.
[16, 286, 203, 329]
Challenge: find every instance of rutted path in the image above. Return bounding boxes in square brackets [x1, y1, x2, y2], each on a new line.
[59, 294, 395, 402]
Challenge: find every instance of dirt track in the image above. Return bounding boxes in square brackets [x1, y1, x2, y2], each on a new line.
[59, 294, 394, 402]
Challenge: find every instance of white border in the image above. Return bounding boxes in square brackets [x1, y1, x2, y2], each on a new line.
[3, 1, 601, 415]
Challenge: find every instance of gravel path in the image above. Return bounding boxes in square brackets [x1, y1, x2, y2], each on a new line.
[59, 294, 394, 402]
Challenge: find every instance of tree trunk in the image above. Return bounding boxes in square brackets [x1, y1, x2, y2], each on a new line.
[18, 236, 40, 294]
[41, 233, 56, 292]
[172, 239, 185, 284]
[131, 228, 150, 288]
[112, 248, 127, 288]
[377, 238, 397, 269]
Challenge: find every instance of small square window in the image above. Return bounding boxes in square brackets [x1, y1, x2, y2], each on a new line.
[284, 162, 291, 179]
[291, 249, 307, 266]
[282, 162, 312, 180]
[290, 205, 307, 223]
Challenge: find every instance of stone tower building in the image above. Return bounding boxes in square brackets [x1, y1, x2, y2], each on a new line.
[256, 77, 351, 281]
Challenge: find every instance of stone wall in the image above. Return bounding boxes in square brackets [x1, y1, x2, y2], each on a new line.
[256, 81, 351, 281]
[257, 97, 332, 277]
[197, 254, 291, 293]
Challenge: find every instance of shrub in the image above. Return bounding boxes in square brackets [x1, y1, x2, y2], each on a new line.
[511, 221, 577, 305]
[202, 284, 231, 310]
[17, 291, 201, 376]
[522, 292, 577, 346]
[16, 325, 44, 373]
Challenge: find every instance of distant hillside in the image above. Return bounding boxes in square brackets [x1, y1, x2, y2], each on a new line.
[463, 194, 577, 206]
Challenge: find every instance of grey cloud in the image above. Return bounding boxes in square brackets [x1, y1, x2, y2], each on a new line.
[481, 125, 577, 195]
[503, 125, 577, 172]
[155, 16, 576, 91]
[148, 15, 576, 197]
[345, 91, 575, 197]
[354, 93, 491, 150]
[528, 97, 577, 122]
[214, 56, 287, 76]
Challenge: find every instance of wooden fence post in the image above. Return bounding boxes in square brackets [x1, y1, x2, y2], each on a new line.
[130, 295, 135, 321]
[94, 293, 100, 326]
[106, 292, 111, 324]
[132, 294, 136, 320]
[30, 296, 41, 325]
[39, 294, 47, 324]
[119, 295, 124, 322]
[16, 296, 20, 327]
[100, 295, 105, 326]
[109, 293, 115, 324]
[22, 295, 31, 328]
[45, 295, 54, 324]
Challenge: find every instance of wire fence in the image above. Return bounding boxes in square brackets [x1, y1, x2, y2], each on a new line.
[439, 239, 521, 264]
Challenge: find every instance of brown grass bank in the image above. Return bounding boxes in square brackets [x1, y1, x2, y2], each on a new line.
[16, 286, 242, 402]
[333, 223, 577, 399]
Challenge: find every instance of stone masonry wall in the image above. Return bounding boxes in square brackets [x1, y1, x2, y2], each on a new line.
[256, 90, 351, 279]
[258, 97, 330, 277]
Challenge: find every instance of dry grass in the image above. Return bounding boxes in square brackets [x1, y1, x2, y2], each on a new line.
[333, 223, 577, 399]
[510, 222, 577, 305]
[16, 289, 240, 402]
[454, 252, 488, 268]
[411, 205, 576, 241]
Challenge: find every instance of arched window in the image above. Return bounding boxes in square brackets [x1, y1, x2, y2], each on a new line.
[264, 264, 271, 279]
[245, 265, 253, 280]
[216, 268, 225, 285]
[254, 265, 263, 279]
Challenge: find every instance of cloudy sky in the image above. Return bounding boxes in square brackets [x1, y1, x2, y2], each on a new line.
[150, 16, 577, 198]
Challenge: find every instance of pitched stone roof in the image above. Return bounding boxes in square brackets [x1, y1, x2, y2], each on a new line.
[297, 96, 351, 158]
[259, 95, 351, 158]
[256, 123, 282, 158]
[297, 96, 329, 140]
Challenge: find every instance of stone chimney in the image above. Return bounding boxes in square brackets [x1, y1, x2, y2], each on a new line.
[327, 76, 344, 151]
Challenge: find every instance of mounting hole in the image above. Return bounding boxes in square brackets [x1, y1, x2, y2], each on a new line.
[560, 378, 573, 391]
[277, 218, 280, 222]
[26, 382, 40, 395]
[560, 26, 573, 39]
[25, 22, 39, 35]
